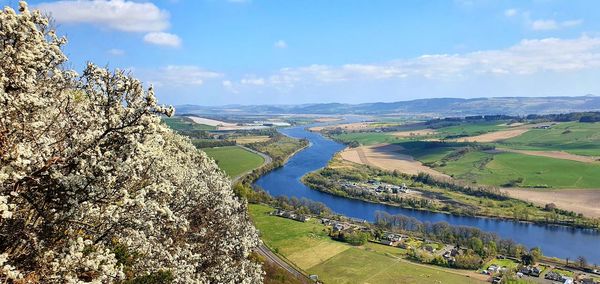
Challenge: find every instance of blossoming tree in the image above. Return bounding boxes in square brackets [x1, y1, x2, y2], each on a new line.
[0, 2, 263, 283]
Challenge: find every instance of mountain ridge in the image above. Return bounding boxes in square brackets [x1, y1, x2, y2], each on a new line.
[176, 95, 600, 116]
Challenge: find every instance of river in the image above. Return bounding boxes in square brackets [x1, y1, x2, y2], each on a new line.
[254, 124, 600, 263]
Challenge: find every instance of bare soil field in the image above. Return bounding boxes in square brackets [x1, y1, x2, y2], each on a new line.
[390, 129, 436, 138]
[186, 116, 236, 127]
[314, 117, 342, 123]
[503, 188, 600, 218]
[340, 144, 450, 178]
[309, 122, 374, 132]
[216, 125, 269, 131]
[498, 148, 599, 163]
[451, 128, 530, 143]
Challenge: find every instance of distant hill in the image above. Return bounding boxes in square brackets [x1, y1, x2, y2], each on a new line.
[176, 96, 600, 117]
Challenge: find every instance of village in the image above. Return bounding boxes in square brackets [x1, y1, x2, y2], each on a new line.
[340, 180, 412, 195]
[271, 208, 600, 284]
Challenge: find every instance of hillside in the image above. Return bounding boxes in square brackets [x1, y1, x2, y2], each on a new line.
[177, 96, 600, 116]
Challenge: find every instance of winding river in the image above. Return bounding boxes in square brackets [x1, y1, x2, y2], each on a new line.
[254, 124, 600, 263]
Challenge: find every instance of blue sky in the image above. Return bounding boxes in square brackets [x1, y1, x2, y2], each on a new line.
[5, 0, 600, 106]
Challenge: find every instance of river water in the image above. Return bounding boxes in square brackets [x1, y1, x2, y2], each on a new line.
[254, 125, 600, 263]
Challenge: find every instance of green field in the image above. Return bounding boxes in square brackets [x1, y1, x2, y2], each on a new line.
[332, 121, 511, 145]
[309, 247, 482, 284]
[435, 121, 508, 139]
[249, 204, 484, 284]
[202, 146, 264, 177]
[437, 151, 600, 189]
[162, 116, 216, 131]
[333, 132, 402, 145]
[248, 136, 307, 160]
[498, 122, 600, 156]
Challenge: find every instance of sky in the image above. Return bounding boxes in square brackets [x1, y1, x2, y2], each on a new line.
[4, 0, 600, 106]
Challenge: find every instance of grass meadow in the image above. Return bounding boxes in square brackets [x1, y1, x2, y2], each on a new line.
[498, 122, 600, 156]
[249, 204, 484, 284]
[202, 146, 264, 177]
[333, 132, 403, 145]
[438, 151, 600, 189]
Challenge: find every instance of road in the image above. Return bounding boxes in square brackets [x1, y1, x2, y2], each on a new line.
[256, 244, 312, 283]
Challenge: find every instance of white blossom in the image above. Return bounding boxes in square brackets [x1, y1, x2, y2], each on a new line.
[0, 2, 263, 282]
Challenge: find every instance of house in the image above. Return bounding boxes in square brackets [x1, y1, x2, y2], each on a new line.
[442, 251, 455, 262]
[384, 233, 402, 242]
[380, 240, 394, 246]
[491, 276, 502, 284]
[529, 266, 542, 277]
[294, 214, 310, 222]
[424, 245, 436, 253]
[332, 222, 346, 232]
[520, 266, 542, 277]
[545, 271, 563, 281]
[272, 209, 310, 222]
[488, 265, 500, 274]
[581, 278, 596, 284]
[562, 276, 573, 284]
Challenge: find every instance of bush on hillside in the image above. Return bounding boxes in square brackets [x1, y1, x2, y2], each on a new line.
[0, 2, 262, 282]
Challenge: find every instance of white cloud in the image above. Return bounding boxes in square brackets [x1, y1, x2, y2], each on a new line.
[137, 65, 223, 87]
[504, 9, 517, 17]
[245, 36, 600, 89]
[562, 19, 584, 28]
[35, 0, 170, 32]
[107, 48, 125, 56]
[274, 40, 287, 49]
[143, 32, 182, 47]
[222, 80, 239, 93]
[531, 19, 583, 31]
[241, 78, 266, 85]
[531, 20, 558, 31]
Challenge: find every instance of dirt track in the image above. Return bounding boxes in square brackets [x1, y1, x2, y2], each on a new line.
[503, 188, 600, 218]
[340, 144, 450, 178]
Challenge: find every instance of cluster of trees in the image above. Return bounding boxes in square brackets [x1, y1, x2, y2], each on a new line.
[414, 173, 507, 200]
[273, 196, 332, 216]
[330, 230, 370, 246]
[191, 139, 236, 148]
[233, 182, 332, 217]
[374, 211, 531, 260]
[424, 115, 520, 129]
[526, 111, 600, 122]
[1, 3, 262, 282]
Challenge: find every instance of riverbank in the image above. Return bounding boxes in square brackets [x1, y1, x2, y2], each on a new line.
[249, 204, 486, 284]
[253, 125, 600, 263]
[303, 153, 600, 230]
[303, 178, 599, 230]
[251, 203, 600, 284]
